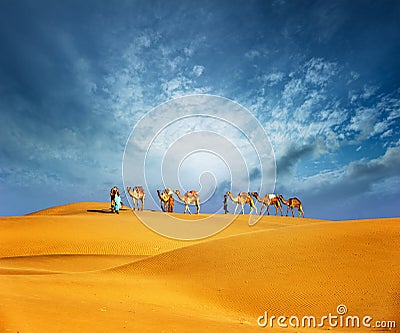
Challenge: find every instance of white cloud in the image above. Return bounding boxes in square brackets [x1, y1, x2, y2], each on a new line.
[346, 90, 400, 142]
[192, 65, 205, 77]
[282, 78, 304, 107]
[243, 57, 399, 190]
[380, 129, 393, 139]
[263, 72, 285, 86]
[245, 49, 261, 59]
[347, 106, 376, 139]
[372, 120, 391, 136]
[136, 34, 152, 48]
[303, 58, 338, 87]
[288, 143, 400, 205]
[360, 84, 379, 100]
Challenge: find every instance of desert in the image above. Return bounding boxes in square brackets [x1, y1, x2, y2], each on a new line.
[0, 202, 398, 332]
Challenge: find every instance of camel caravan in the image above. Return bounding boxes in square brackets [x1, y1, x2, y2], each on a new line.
[157, 188, 199, 214]
[109, 186, 304, 217]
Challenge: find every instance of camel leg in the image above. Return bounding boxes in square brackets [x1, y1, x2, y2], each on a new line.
[141, 199, 144, 211]
[234, 203, 239, 215]
[259, 204, 264, 215]
[285, 207, 290, 216]
[241, 204, 245, 215]
[291, 207, 295, 217]
[298, 205, 304, 217]
[266, 204, 270, 215]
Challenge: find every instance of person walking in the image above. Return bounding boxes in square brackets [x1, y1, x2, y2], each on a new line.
[167, 194, 174, 213]
[114, 190, 121, 214]
[223, 194, 229, 214]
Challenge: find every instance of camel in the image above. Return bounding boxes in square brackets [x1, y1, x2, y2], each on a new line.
[127, 186, 145, 211]
[157, 188, 173, 212]
[226, 191, 257, 215]
[110, 186, 119, 212]
[156, 188, 170, 212]
[251, 192, 282, 216]
[277, 195, 304, 217]
[173, 190, 200, 214]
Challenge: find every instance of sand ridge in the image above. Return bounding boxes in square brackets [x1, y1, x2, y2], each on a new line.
[0, 202, 399, 332]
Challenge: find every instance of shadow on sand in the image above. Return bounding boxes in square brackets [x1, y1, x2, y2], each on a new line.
[87, 208, 132, 214]
[87, 209, 114, 214]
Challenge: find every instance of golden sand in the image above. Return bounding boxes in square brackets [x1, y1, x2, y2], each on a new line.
[0, 202, 399, 332]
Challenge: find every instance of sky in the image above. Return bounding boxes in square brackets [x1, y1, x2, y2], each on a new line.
[0, 0, 399, 219]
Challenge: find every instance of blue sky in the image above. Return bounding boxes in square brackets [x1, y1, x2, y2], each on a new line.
[0, 0, 399, 219]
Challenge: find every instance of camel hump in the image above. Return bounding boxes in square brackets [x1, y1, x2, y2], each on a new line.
[186, 190, 198, 197]
[134, 186, 144, 194]
[239, 192, 248, 197]
[268, 194, 277, 199]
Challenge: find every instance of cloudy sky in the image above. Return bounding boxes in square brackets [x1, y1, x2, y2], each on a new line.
[0, 0, 399, 219]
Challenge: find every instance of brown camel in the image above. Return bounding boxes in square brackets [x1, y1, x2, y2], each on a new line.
[110, 186, 119, 212]
[173, 190, 200, 214]
[157, 188, 172, 212]
[127, 186, 145, 211]
[277, 195, 304, 217]
[251, 192, 282, 216]
[226, 191, 257, 215]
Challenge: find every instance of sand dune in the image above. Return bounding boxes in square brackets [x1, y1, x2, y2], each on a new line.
[0, 202, 399, 332]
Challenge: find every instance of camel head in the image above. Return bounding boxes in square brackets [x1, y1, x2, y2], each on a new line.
[226, 191, 231, 195]
[163, 188, 173, 197]
[159, 189, 170, 201]
[277, 195, 285, 202]
[251, 192, 258, 197]
[127, 186, 131, 192]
